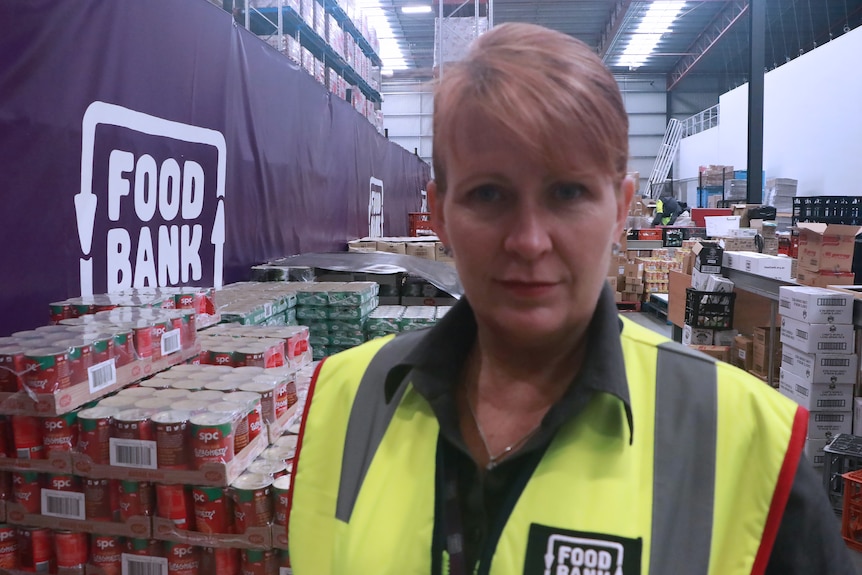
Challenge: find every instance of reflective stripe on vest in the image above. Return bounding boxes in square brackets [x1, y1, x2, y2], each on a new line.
[651, 342, 716, 574]
[336, 329, 426, 522]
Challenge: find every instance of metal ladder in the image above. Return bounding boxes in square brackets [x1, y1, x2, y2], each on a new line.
[643, 118, 684, 198]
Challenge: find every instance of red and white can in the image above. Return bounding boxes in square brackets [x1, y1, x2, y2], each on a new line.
[11, 471, 41, 513]
[0, 524, 17, 569]
[84, 478, 113, 521]
[152, 410, 192, 470]
[247, 459, 288, 480]
[156, 483, 194, 531]
[207, 400, 249, 453]
[47, 473, 81, 493]
[240, 380, 277, 424]
[42, 412, 78, 453]
[118, 480, 154, 521]
[240, 549, 277, 575]
[190, 411, 236, 468]
[22, 346, 71, 392]
[224, 392, 263, 444]
[90, 534, 122, 575]
[11, 415, 44, 460]
[272, 474, 292, 526]
[17, 527, 54, 573]
[201, 546, 239, 575]
[53, 337, 93, 387]
[230, 473, 273, 533]
[0, 345, 26, 392]
[77, 406, 118, 465]
[192, 486, 232, 535]
[165, 541, 200, 575]
[112, 409, 155, 441]
[54, 529, 88, 572]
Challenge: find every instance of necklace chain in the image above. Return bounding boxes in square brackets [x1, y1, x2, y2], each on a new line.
[465, 392, 543, 470]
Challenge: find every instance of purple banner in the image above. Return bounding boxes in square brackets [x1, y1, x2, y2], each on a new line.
[0, 0, 430, 333]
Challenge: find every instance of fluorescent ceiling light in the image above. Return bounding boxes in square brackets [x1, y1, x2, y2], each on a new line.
[356, 0, 410, 70]
[402, 5, 432, 14]
[618, 1, 686, 69]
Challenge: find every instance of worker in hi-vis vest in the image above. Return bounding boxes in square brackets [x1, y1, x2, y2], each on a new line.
[651, 193, 684, 226]
[287, 23, 853, 575]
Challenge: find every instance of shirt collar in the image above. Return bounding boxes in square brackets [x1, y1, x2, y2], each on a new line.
[383, 284, 634, 443]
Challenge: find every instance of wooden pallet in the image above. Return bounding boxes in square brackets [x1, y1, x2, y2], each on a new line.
[616, 301, 641, 312]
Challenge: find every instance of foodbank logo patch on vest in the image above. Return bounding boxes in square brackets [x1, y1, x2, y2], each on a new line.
[524, 524, 641, 575]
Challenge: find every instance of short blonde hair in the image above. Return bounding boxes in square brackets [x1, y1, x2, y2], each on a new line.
[432, 22, 629, 194]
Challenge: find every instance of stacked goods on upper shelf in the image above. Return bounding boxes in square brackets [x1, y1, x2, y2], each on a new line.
[364, 305, 451, 341]
[200, 324, 312, 370]
[778, 286, 857, 469]
[217, 282, 300, 327]
[766, 178, 798, 213]
[294, 282, 379, 360]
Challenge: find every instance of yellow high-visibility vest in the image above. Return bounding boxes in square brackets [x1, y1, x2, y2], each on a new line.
[288, 317, 805, 575]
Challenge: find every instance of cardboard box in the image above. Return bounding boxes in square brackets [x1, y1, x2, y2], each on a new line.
[804, 437, 829, 467]
[375, 241, 406, 255]
[779, 367, 854, 412]
[70, 431, 268, 487]
[705, 274, 734, 293]
[668, 271, 692, 327]
[692, 242, 723, 274]
[347, 239, 378, 253]
[153, 517, 271, 549]
[713, 329, 738, 347]
[807, 410, 853, 440]
[683, 324, 714, 346]
[691, 268, 716, 291]
[5, 503, 150, 538]
[778, 285, 854, 324]
[779, 315, 855, 355]
[435, 242, 455, 263]
[734, 334, 754, 371]
[688, 344, 731, 363]
[625, 263, 644, 278]
[796, 222, 862, 273]
[780, 346, 857, 385]
[795, 269, 857, 288]
[405, 242, 437, 261]
[778, 369, 795, 399]
[855, 397, 862, 435]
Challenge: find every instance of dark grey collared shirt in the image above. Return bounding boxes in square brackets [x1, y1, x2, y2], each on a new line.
[381, 286, 852, 573]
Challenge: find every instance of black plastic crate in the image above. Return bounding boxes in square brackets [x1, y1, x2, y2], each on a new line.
[792, 196, 862, 226]
[684, 288, 735, 329]
[823, 434, 862, 515]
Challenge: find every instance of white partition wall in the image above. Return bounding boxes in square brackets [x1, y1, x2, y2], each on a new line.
[679, 25, 862, 198]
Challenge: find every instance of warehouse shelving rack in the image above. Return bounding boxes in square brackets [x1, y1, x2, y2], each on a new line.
[240, 0, 382, 103]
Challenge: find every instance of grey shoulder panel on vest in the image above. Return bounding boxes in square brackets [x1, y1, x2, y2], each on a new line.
[335, 330, 428, 523]
[650, 342, 717, 574]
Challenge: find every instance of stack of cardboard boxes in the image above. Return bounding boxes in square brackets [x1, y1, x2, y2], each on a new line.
[795, 223, 861, 287]
[778, 286, 857, 468]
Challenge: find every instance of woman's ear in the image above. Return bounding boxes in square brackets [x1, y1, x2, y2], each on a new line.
[428, 180, 449, 247]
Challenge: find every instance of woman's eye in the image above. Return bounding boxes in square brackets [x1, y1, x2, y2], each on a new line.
[469, 185, 502, 202]
[553, 183, 586, 201]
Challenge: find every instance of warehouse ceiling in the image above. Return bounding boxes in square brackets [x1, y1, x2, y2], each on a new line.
[372, 0, 862, 90]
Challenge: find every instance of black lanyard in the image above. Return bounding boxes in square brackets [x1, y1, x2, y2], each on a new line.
[438, 442, 471, 575]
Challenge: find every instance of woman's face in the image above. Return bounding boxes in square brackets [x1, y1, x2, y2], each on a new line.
[431, 110, 633, 347]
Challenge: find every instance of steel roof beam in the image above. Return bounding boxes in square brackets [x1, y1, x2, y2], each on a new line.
[598, 0, 633, 58]
[667, 0, 748, 91]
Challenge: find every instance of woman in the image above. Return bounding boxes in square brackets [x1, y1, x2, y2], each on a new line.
[288, 23, 852, 574]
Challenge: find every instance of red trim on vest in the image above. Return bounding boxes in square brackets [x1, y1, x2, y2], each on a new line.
[750, 405, 807, 575]
[285, 359, 327, 543]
